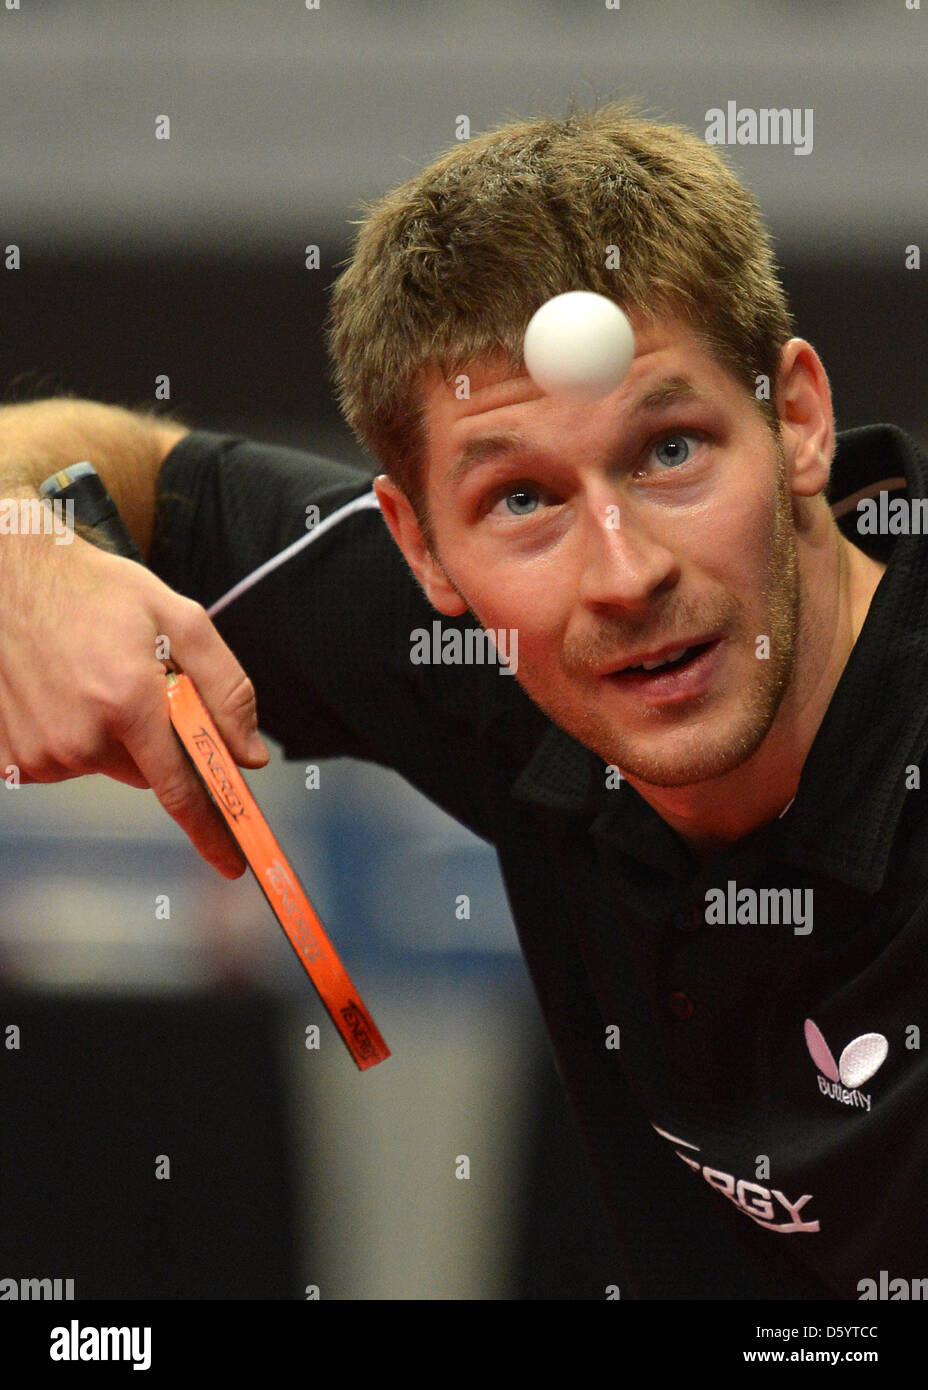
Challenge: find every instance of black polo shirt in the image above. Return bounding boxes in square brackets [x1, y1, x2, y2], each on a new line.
[150, 423, 928, 1300]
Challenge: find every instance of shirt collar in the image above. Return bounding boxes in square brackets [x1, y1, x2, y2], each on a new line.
[511, 424, 928, 895]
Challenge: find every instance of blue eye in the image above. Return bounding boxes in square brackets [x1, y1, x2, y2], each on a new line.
[498, 486, 540, 516]
[485, 480, 560, 523]
[652, 434, 699, 469]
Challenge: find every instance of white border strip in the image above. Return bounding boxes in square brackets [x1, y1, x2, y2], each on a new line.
[207, 488, 382, 618]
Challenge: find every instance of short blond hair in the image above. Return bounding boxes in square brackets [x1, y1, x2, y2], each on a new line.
[327, 102, 795, 537]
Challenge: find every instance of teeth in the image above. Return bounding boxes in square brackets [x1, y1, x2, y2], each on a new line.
[636, 646, 689, 672]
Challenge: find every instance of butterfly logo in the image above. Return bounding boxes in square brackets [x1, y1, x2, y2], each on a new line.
[804, 1018, 888, 1090]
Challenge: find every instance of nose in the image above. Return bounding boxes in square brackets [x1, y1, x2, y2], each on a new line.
[576, 493, 679, 613]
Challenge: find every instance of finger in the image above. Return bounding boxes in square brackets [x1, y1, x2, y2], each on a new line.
[160, 602, 270, 768]
[121, 700, 247, 879]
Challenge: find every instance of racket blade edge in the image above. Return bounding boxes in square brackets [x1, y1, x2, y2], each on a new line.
[165, 671, 389, 1070]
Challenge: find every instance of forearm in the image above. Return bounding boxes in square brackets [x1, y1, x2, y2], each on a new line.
[0, 398, 188, 559]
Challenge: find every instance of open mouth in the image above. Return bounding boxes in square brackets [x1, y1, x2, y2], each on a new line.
[602, 638, 724, 701]
[613, 639, 716, 677]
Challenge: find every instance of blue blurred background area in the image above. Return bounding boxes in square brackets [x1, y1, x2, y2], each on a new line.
[0, 0, 924, 1300]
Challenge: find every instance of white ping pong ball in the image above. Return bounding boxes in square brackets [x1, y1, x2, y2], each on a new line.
[522, 291, 635, 400]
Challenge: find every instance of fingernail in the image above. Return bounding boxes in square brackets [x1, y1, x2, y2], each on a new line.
[248, 731, 269, 760]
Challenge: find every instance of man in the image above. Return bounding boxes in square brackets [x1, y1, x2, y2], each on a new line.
[0, 104, 923, 1299]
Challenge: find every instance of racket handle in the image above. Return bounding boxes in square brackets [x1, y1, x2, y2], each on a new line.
[38, 461, 142, 563]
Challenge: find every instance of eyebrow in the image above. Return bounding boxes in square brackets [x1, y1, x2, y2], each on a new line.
[447, 375, 708, 487]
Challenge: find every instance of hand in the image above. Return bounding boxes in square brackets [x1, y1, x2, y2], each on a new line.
[0, 529, 269, 877]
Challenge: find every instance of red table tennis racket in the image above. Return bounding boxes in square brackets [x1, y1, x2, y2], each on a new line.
[165, 671, 389, 1070]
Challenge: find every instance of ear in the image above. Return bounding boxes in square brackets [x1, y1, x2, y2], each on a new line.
[774, 339, 835, 498]
[373, 474, 469, 616]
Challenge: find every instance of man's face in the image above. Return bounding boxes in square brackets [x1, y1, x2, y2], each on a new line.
[389, 316, 806, 789]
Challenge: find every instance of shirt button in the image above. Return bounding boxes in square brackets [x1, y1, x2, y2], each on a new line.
[669, 991, 695, 1020]
[673, 902, 704, 932]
